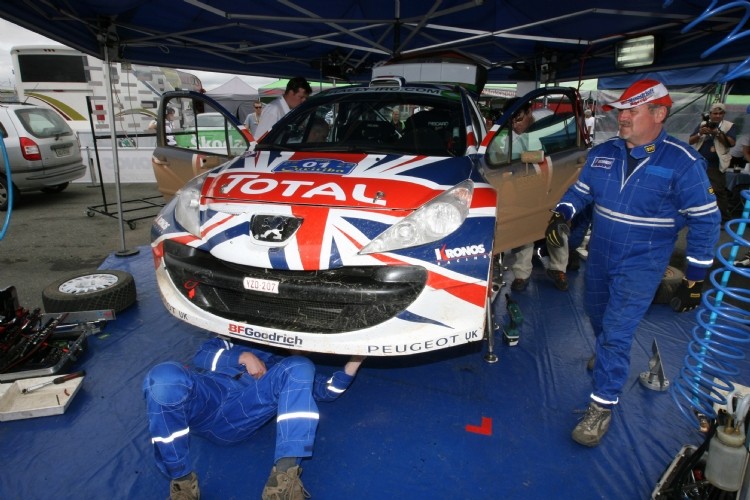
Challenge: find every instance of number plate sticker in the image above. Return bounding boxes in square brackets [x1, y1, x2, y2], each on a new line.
[243, 277, 280, 294]
[54, 147, 71, 157]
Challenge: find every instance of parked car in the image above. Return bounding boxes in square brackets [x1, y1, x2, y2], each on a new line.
[150, 77, 586, 356]
[0, 103, 86, 210]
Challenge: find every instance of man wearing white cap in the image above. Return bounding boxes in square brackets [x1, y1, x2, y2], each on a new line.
[689, 102, 737, 222]
[545, 79, 720, 446]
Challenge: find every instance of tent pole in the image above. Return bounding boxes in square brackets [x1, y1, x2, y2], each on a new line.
[103, 44, 139, 257]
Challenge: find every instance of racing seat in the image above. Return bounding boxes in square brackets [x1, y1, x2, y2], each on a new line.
[399, 109, 455, 155]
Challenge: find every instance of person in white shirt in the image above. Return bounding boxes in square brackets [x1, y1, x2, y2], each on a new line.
[255, 77, 312, 138]
[584, 109, 595, 144]
[244, 100, 263, 136]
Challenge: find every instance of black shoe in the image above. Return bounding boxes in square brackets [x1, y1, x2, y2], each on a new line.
[567, 251, 580, 272]
[546, 269, 569, 291]
[510, 278, 529, 291]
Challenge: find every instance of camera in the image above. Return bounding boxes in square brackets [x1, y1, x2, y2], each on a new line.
[708, 121, 718, 129]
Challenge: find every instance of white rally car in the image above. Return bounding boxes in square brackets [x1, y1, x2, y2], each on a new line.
[150, 74, 586, 356]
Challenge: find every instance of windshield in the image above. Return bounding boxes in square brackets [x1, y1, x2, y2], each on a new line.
[260, 87, 466, 157]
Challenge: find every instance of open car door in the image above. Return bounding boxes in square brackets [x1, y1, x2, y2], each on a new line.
[479, 87, 589, 253]
[151, 90, 253, 200]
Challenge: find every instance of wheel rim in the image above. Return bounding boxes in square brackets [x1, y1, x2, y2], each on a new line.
[58, 273, 119, 294]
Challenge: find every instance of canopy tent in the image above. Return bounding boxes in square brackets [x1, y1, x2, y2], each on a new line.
[0, 1, 748, 85]
[205, 76, 259, 123]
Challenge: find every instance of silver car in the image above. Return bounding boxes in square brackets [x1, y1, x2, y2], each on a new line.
[0, 103, 86, 210]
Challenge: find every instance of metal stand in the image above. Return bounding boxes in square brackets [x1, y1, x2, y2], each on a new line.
[640, 338, 670, 391]
[484, 255, 505, 363]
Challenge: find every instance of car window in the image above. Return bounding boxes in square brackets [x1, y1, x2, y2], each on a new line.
[261, 88, 467, 157]
[14, 108, 73, 139]
[163, 96, 247, 157]
[485, 92, 579, 167]
[0, 120, 6, 139]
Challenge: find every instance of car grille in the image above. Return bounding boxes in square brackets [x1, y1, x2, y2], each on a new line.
[162, 240, 427, 333]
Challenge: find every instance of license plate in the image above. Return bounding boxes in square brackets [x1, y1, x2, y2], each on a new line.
[242, 277, 279, 294]
[54, 147, 71, 157]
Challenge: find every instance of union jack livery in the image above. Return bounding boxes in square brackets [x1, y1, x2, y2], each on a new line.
[151, 80, 586, 355]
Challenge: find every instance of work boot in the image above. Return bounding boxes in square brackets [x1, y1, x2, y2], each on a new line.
[567, 250, 580, 272]
[572, 402, 612, 447]
[262, 465, 310, 500]
[170, 472, 200, 500]
[510, 278, 529, 291]
[546, 269, 569, 291]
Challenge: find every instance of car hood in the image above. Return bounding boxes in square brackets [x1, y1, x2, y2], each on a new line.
[200, 150, 475, 211]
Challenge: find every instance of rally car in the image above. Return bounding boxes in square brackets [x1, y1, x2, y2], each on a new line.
[150, 78, 587, 356]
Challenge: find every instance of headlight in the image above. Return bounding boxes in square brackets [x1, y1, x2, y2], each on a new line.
[174, 173, 209, 237]
[359, 180, 473, 255]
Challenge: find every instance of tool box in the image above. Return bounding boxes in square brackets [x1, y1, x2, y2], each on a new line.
[0, 286, 112, 382]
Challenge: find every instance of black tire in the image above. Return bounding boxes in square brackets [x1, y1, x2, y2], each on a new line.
[40, 182, 70, 194]
[0, 176, 18, 211]
[42, 270, 137, 313]
[653, 265, 684, 304]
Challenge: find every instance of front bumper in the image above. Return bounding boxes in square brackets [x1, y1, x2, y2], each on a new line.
[154, 240, 489, 356]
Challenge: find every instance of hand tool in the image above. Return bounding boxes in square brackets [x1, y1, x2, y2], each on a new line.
[21, 370, 85, 394]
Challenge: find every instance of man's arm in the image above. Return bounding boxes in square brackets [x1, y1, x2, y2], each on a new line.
[313, 356, 366, 402]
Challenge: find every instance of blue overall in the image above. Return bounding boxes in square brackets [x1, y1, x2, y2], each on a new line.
[143, 337, 354, 479]
[555, 129, 720, 405]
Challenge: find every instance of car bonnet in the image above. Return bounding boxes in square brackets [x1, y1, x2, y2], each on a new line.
[199, 150, 474, 211]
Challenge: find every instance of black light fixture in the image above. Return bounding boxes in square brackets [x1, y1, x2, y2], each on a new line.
[615, 35, 657, 69]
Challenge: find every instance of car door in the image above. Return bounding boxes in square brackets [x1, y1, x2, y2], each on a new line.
[151, 91, 252, 200]
[479, 87, 588, 253]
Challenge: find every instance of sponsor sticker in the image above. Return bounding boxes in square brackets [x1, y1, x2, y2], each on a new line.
[273, 159, 356, 175]
[591, 157, 614, 169]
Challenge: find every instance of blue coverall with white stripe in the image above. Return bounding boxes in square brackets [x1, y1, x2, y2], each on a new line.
[555, 128, 720, 406]
[143, 337, 354, 479]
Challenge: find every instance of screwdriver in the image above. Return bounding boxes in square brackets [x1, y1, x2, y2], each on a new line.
[21, 371, 86, 394]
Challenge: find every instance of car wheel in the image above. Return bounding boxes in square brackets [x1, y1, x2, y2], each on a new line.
[40, 182, 70, 194]
[42, 270, 137, 313]
[0, 176, 18, 211]
[652, 265, 684, 304]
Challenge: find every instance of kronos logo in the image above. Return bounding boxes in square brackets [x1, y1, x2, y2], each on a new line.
[435, 243, 486, 261]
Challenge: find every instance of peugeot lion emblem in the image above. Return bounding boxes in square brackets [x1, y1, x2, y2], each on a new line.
[250, 215, 302, 244]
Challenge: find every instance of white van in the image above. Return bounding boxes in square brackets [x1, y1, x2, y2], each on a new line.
[0, 103, 86, 210]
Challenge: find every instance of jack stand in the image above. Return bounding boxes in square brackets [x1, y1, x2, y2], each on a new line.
[503, 294, 523, 346]
[640, 338, 670, 391]
[483, 280, 502, 364]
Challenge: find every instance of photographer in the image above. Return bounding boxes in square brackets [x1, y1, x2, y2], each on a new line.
[689, 102, 736, 222]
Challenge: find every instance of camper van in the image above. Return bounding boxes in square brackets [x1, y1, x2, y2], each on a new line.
[11, 45, 202, 135]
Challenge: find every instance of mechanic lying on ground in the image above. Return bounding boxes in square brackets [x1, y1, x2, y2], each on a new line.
[143, 337, 365, 499]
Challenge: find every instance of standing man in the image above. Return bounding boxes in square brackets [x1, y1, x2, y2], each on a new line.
[143, 336, 364, 499]
[584, 109, 595, 145]
[244, 100, 263, 137]
[255, 76, 312, 138]
[689, 102, 736, 222]
[503, 98, 570, 292]
[545, 79, 720, 446]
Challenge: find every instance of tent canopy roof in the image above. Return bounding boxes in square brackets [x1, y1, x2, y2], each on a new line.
[0, 1, 748, 84]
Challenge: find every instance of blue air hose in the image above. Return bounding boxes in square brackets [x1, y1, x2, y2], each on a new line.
[671, 190, 750, 427]
[0, 134, 12, 240]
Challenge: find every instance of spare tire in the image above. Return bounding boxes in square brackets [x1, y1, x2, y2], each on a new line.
[653, 265, 684, 304]
[42, 270, 137, 313]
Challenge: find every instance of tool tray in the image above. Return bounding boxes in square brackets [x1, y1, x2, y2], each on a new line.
[0, 286, 112, 381]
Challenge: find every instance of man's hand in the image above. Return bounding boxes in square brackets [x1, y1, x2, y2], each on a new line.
[670, 279, 703, 312]
[545, 211, 570, 248]
[239, 351, 267, 379]
[344, 356, 366, 376]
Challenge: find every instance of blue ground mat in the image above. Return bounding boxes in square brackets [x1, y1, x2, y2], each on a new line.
[1, 247, 748, 499]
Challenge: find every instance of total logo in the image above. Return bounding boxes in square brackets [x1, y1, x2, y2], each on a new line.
[435, 243, 486, 261]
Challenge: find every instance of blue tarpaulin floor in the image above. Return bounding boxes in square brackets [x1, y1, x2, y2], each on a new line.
[1, 246, 748, 499]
